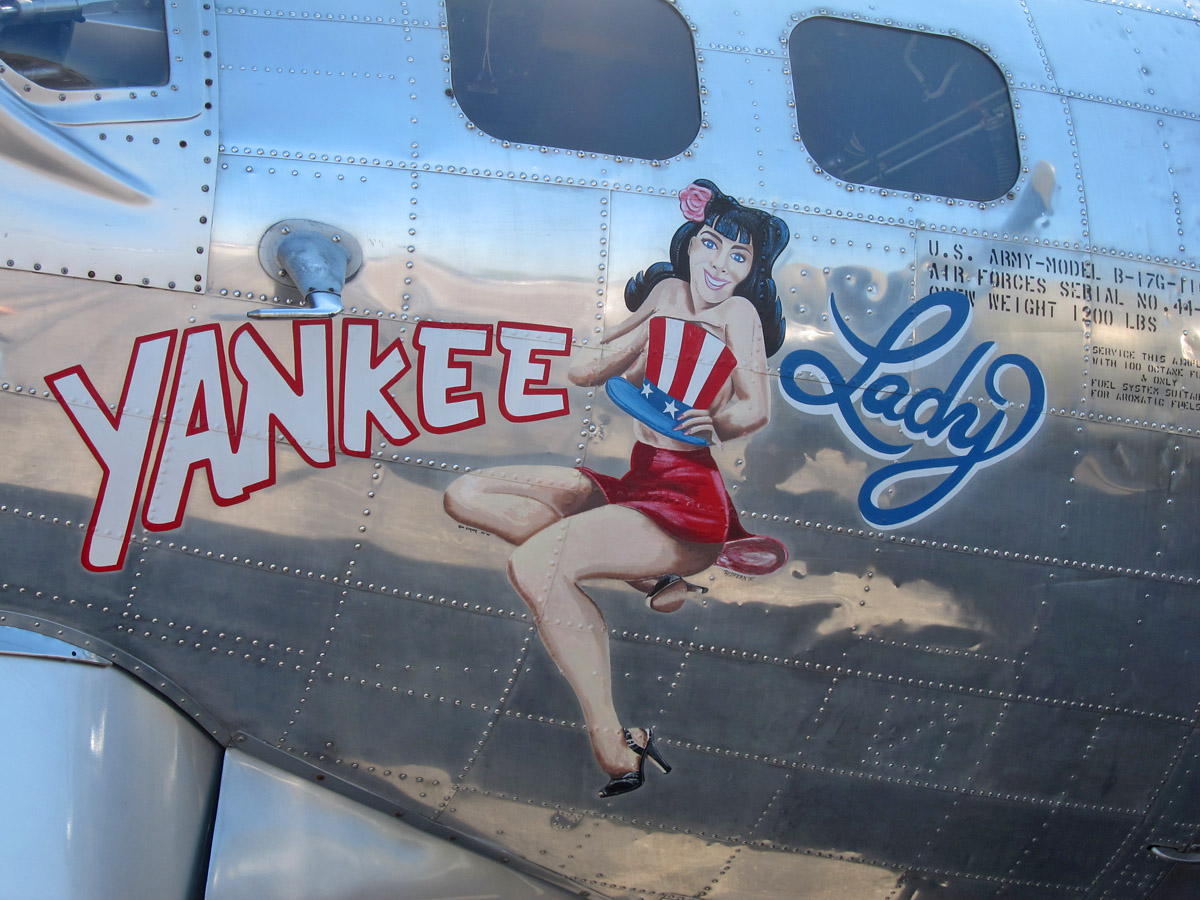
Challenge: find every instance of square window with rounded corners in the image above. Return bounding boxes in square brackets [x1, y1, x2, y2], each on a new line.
[789, 17, 1020, 202]
[446, 0, 700, 160]
[0, 0, 168, 91]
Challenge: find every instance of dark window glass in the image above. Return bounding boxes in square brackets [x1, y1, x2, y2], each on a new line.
[789, 17, 1019, 201]
[446, 0, 699, 160]
[0, 0, 168, 90]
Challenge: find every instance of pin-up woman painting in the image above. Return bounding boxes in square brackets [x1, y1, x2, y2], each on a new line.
[444, 181, 790, 796]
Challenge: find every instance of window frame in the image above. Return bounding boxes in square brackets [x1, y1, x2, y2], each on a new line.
[0, 0, 209, 125]
[444, 0, 703, 161]
[786, 15, 1022, 203]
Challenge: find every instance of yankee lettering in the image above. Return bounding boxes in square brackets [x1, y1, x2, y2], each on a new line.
[46, 318, 571, 571]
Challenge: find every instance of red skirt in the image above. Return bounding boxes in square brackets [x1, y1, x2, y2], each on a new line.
[578, 442, 787, 576]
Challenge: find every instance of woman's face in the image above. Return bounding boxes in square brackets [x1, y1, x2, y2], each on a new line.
[688, 227, 754, 307]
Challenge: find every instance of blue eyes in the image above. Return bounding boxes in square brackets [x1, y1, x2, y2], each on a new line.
[699, 236, 748, 265]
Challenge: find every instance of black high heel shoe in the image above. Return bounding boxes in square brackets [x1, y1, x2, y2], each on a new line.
[645, 574, 708, 613]
[598, 728, 672, 798]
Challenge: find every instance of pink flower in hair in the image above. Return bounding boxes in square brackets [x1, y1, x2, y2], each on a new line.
[678, 182, 713, 222]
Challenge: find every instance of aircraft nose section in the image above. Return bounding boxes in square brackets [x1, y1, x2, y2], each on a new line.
[249, 219, 363, 319]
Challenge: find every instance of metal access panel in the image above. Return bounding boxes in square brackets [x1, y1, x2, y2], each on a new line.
[0, 624, 222, 900]
[205, 747, 580, 900]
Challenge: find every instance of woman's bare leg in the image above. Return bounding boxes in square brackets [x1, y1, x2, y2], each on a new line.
[447, 468, 696, 605]
[507, 505, 720, 777]
[444, 466, 596, 545]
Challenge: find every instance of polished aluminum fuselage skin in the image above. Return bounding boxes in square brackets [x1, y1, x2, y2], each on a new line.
[1, 2, 1199, 898]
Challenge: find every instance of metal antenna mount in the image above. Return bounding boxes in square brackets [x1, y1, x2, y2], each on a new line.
[249, 219, 363, 319]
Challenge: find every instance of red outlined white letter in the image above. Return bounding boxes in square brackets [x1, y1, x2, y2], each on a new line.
[413, 322, 492, 434]
[45, 332, 177, 572]
[497, 322, 572, 423]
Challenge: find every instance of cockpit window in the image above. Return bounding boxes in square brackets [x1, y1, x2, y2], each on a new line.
[789, 17, 1019, 202]
[0, 0, 168, 90]
[445, 0, 700, 160]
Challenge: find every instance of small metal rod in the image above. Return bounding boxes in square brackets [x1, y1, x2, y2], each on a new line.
[0, 0, 86, 26]
[1149, 845, 1200, 864]
[247, 290, 343, 320]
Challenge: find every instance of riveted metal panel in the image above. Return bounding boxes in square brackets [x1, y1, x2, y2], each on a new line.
[447, 767, 828, 899]
[1069, 421, 1185, 575]
[130, 452, 374, 583]
[216, 15, 418, 159]
[1161, 115, 1200, 259]
[0, 2, 218, 291]
[281, 597, 528, 816]
[1, 1, 1199, 898]
[119, 545, 340, 729]
[974, 701, 1189, 813]
[1030, 0, 1200, 116]
[208, 160, 412, 314]
[989, 87, 1090, 246]
[1073, 100, 1188, 262]
[1017, 573, 1200, 720]
[680, 50, 799, 204]
[0, 501, 129, 614]
[412, 174, 601, 325]
[706, 846, 905, 900]
[347, 453, 515, 590]
[458, 709, 792, 841]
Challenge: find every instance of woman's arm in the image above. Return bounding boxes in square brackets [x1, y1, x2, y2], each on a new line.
[598, 284, 663, 342]
[567, 281, 679, 386]
[567, 320, 649, 386]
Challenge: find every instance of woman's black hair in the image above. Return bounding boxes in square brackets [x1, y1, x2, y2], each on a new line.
[624, 179, 789, 357]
